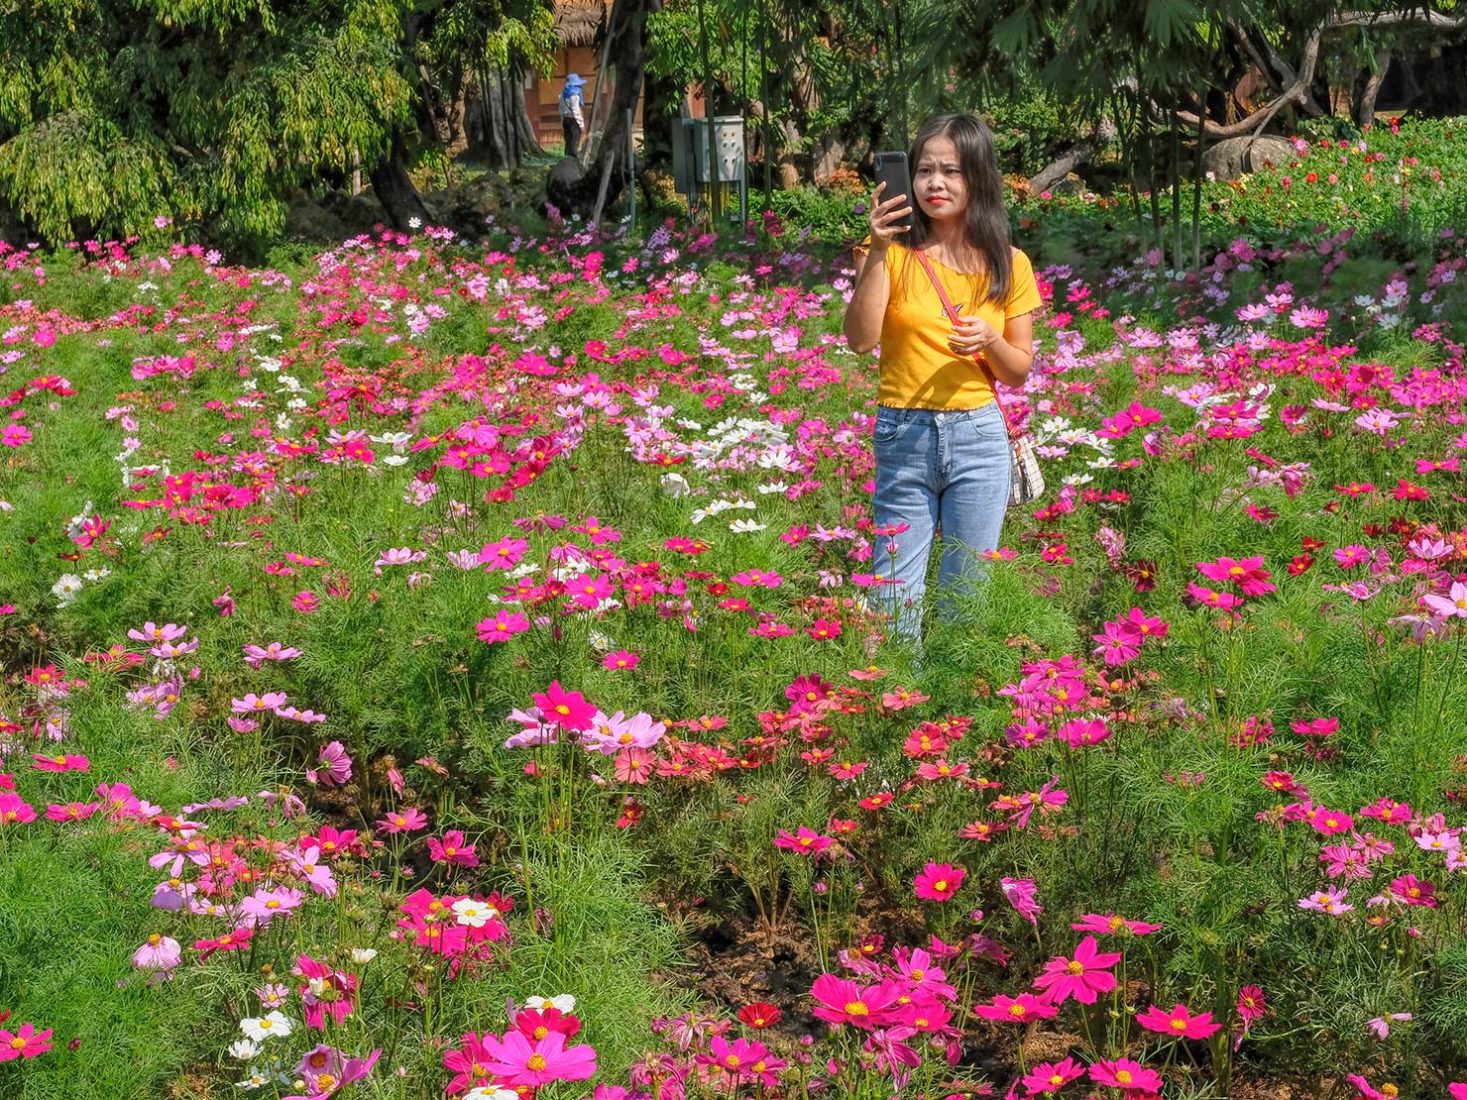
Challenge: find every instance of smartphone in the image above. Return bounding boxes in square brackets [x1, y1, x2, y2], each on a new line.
[873, 151, 914, 231]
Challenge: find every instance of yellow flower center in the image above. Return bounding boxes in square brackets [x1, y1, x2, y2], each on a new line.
[1116, 1070, 1133, 1085]
[1066, 960, 1085, 975]
[527, 1054, 547, 1072]
[844, 1002, 869, 1017]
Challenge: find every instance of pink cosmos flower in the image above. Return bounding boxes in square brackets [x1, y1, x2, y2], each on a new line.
[282, 1048, 380, 1099]
[132, 933, 182, 973]
[241, 886, 306, 926]
[1000, 876, 1043, 925]
[973, 993, 1057, 1024]
[0, 1022, 52, 1061]
[1298, 887, 1353, 914]
[232, 691, 288, 714]
[602, 649, 639, 671]
[478, 610, 530, 642]
[376, 807, 428, 834]
[479, 1029, 597, 1087]
[1071, 912, 1163, 936]
[443, 1033, 495, 1093]
[1136, 1002, 1222, 1039]
[1089, 1058, 1163, 1092]
[0, 793, 37, 825]
[1031, 936, 1121, 1005]
[1423, 581, 1467, 618]
[32, 753, 89, 772]
[774, 827, 834, 856]
[1196, 555, 1275, 597]
[913, 862, 965, 901]
[296, 954, 357, 1029]
[304, 741, 352, 788]
[1022, 1057, 1084, 1095]
[809, 974, 905, 1029]
[427, 830, 480, 868]
[1236, 985, 1267, 1027]
[533, 681, 596, 732]
[1389, 874, 1437, 907]
[479, 536, 530, 570]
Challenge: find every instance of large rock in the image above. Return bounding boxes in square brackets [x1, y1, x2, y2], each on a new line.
[1200, 134, 1297, 180]
[544, 156, 589, 215]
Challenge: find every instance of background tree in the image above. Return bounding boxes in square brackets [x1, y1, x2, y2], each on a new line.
[0, 0, 555, 249]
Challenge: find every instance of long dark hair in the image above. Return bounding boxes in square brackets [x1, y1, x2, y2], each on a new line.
[905, 113, 1012, 307]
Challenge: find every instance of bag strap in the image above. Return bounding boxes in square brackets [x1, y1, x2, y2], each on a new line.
[912, 248, 1021, 442]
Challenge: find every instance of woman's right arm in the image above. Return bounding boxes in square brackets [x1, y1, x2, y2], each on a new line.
[843, 245, 889, 354]
[842, 182, 909, 354]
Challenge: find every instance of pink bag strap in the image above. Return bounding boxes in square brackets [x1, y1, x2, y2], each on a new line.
[912, 248, 1021, 442]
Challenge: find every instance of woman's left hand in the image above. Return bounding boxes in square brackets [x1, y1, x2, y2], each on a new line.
[948, 314, 1001, 358]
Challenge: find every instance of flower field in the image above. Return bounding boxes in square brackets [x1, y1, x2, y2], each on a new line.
[3, 142, 1467, 1099]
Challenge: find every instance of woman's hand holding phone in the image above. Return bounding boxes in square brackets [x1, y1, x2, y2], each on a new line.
[867, 181, 913, 250]
[947, 314, 1001, 358]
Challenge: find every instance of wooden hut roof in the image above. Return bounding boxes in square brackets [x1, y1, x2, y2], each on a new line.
[553, 0, 611, 46]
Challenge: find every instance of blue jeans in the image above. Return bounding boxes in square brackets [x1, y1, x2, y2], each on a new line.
[872, 403, 1012, 646]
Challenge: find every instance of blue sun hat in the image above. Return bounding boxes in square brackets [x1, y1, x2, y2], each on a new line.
[564, 73, 585, 92]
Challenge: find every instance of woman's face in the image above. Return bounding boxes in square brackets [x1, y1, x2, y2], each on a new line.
[913, 134, 967, 222]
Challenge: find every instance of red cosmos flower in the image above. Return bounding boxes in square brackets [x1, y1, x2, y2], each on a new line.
[913, 862, 965, 901]
[809, 974, 906, 1029]
[1135, 1002, 1222, 1039]
[859, 792, 895, 811]
[738, 1002, 781, 1029]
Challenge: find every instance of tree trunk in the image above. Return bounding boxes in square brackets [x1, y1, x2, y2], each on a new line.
[545, 0, 653, 219]
[370, 134, 432, 229]
[1354, 47, 1391, 129]
[468, 64, 541, 170]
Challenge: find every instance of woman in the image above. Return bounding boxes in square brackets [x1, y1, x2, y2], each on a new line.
[843, 113, 1042, 649]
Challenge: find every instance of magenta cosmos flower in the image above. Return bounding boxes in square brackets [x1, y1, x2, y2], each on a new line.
[0, 1022, 53, 1061]
[480, 1029, 597, 1087]
[973, 993, 1057, 1024]
[532, 681, 596, 732]
[913, 862, 965, 901]
[1136, 1002, 1222, 1039]
[1031, 935, 1121, 1005]
[1090, 1057, 1163, 1092]
[809, 974, 906, 1029]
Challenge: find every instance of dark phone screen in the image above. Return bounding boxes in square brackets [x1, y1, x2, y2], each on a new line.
[874, 152, 914, 231]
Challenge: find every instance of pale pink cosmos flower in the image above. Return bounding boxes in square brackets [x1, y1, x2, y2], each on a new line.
[233, 692, 288, 714]
[132, 933, 182, 974]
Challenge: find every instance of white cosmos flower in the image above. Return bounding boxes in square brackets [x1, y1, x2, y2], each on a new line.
[452, 897, 501, 927]
[349, 948, 378, 965]
[729, 518, 766, 533]
[523, 993, 576, 1012]
[51, 573, 84, 606]
[464, 1089, 520, 1100]
[228, 1039, 262, 1061]
[239, 1011, 293, 1041]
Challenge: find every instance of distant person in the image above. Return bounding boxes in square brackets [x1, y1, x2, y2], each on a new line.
[560, 74, 586, 159]
[843, 113, 1042, 649]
